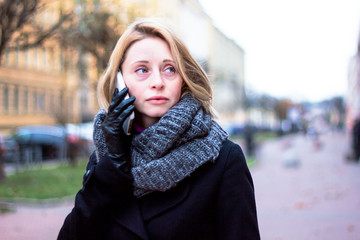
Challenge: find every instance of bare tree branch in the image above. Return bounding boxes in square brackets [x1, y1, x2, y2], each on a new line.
[0, 0, 40, 65]
[0, 0, 73, 65]
[57, 10, 121, 71]
[10, 12, 73, 51]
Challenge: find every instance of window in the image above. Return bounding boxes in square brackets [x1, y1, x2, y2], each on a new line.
[39, 92, 45, 111]
[4, 48, 9, 65]
[15, 40, 19, 66]
[60, 50, 64, 72]
[3, 85, 9, 114]
[23, 87, 28, 113]
[34, 47, 38, 69]
[43, 47, 47, 70]
[81, 90, 87, 107]
[14, 85, 19, 113]
[24, 49, 29, 68]
[33, 91, 37, 112]
[49, 47, 54, 71]
[24, 36, 29, 68]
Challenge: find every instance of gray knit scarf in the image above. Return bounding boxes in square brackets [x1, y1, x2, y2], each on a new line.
[93, 94, 228, 197]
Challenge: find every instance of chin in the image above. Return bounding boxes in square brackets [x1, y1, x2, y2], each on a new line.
[146, 109, 169, 118]
[150, 112, 168, 118]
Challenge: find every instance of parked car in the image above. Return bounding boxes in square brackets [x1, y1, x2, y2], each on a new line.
[65, 122, 95, 163]
[14, 125, 67, 162]
[222, 124, 244, 137]
[0, 134, 20, 163]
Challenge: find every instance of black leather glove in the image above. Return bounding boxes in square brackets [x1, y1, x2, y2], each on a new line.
[101, 87, 135, 169]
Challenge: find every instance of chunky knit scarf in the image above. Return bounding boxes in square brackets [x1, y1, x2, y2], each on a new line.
[93, 94, 228, 197]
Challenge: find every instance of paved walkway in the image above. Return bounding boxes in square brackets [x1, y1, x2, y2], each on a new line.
[251, 131, 360, 240]
[0, 201, 73, 240]
[0, 131, 359, 239]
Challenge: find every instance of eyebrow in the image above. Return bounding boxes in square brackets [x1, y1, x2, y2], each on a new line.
[130, 59, 175, 66]
[163, 59, 175, 63]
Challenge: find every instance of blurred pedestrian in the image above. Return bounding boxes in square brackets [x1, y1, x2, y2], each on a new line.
[243, 123, 255, 157]
[0, 140, 5, 183]
[58, 18, 260, 240]
[352, 118, 360, 162]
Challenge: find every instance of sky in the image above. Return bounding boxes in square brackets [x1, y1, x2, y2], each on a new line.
[198, 0, 360, 103]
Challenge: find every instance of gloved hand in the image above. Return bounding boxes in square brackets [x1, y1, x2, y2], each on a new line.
[101, 87, 135, 168]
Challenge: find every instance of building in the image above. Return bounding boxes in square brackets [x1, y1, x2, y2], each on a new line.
[1, 1, 67, 134]
[145, 0, 247, 123]
[0, 0, 246, 134]
[347, 53, 360, 131]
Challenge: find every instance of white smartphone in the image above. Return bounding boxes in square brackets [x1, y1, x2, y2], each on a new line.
[116, 72, 135, 135]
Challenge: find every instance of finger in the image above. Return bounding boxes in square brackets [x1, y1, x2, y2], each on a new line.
[109, 88, 119, 114]
[111, 96, 135, 117]
[111, 88, 119, 102]
[108, 87, 129, 113]
[118, 86, 129, 100]
[118, 105, 135, 125]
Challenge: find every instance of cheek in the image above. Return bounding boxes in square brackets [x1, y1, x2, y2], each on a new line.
[126, 82, 141, 98]
[126, 85, 144, 109]
[173, 80, 183, 99]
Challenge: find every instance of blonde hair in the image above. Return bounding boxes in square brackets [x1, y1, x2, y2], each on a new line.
[97, 18, 214, 116]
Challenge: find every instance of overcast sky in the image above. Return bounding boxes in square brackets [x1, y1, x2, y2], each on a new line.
[199, 0, 360, 102]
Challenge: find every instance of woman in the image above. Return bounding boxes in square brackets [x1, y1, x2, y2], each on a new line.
[58, 19, 260, 240]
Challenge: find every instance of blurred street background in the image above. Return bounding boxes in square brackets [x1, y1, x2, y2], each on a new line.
[1, 0, 360, 239]
[1, 130, 359, 240]
[253, 131, 360, 240]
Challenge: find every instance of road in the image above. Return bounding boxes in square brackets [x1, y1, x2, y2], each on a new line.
[0, 131, 359, 239]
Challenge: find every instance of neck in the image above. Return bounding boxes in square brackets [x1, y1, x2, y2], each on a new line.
[135, 113, 160, 129]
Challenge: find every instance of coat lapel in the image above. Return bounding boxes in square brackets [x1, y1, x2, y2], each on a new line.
[113, 196, 149, 240]
[140, 178, 190, 221]
[113, 179, 190, 238]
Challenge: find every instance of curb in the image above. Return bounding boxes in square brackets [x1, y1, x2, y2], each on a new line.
[0, 195, 75, 214]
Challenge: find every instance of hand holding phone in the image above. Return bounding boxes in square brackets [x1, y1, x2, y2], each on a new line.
[101, 87, 135, 166]
[116, 72, 135, 135]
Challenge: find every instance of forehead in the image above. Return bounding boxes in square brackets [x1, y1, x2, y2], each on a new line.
[124, 37, 173, 60]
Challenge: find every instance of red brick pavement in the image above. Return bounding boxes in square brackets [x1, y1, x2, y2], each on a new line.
[0, 131, 359, 240]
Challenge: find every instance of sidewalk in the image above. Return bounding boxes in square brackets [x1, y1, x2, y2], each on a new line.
[0, 201, 73, 240]
[251, 131, 360, 240]
[0, 131, 359, 240]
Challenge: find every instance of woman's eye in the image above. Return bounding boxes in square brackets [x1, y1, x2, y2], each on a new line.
[135, 68, 148, 74]
[164, 66, 176, 73]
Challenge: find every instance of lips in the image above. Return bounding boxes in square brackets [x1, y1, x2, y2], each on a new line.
[146, 96, 169, 104]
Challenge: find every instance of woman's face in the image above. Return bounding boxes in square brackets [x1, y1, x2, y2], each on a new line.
[121, 37, 183, 128]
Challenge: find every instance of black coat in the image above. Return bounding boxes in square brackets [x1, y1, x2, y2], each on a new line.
[58, 139, 260, 240]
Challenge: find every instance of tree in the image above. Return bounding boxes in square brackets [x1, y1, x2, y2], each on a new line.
[58, 10, 120, 72]
[57, 1, 147, 73]
[0, 0, 71, 66]
[258, 94, 277, 111]
[330, 96, 345, 116]
[0, 0, 39, 65]
[274, 99, 293, 121]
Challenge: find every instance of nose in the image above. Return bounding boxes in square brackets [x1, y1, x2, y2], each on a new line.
[149, 70, 164, 89]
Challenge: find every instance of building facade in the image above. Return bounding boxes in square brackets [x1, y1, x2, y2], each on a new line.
[0, 0, 246, 134]
[152, 0, 247, 123]
[0, 0, 103, 134]
[347, 53, 360, 131]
